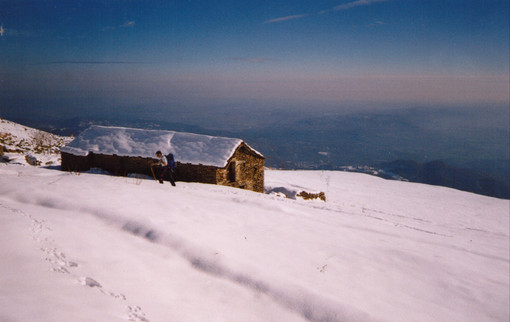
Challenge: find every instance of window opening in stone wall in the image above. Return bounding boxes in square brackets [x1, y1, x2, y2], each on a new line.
[228, 161, 236, 183]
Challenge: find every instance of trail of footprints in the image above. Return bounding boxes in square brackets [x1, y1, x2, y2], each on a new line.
[128, 305, 149, 322]
[2, 203, 149, 321]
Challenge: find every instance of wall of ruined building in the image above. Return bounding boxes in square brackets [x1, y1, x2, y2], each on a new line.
[174, 163, 217, 184]
[216, 143, 265, 193]
[61, 152, 91, 172]
[61, 152, 155, 176]
[62, 143, 265, 193]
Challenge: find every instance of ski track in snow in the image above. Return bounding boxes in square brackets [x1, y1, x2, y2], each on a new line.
[0, 203, 150, 322]
[360, 209, 452, 237]
[271, 195, 454, 240]
[3, 193, 375, 322]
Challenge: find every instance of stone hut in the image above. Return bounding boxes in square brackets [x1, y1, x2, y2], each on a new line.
[60, 125, 265, 192]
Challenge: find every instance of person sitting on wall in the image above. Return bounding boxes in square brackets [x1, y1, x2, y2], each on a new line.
[151, 150, 176, 186]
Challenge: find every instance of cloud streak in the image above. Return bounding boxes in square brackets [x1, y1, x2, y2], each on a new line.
[35, 61, 153, 65]
[332, 0, 390, 11]
[103, 21, 135, 31]
[263, 14, 308, 24]
[230, 57, 276, 63]
[265, 1, 390, 24]
[121, 21, 135, 28]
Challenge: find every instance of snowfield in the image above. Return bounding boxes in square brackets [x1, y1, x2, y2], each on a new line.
[0, 118, 73, 166]
[0, 163, 508, 322]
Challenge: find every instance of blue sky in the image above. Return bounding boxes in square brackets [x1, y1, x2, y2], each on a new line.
[1, 0, 509, 110]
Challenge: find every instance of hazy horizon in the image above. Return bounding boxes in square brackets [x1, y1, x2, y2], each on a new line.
[1, 0, 508, 182]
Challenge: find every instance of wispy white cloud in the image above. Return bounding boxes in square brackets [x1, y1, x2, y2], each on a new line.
[263, 14, 308, 24]
[266, 1, 391, 24]
[367, 20, 387, 27]
[36, 61, 152, 65]
[103, 21, 135, 31]
[121, 21, 135, 28]
[230, 57, 276, 63]
[332, 0, 390, 11]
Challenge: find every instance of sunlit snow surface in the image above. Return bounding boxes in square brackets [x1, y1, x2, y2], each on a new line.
[0, 165, 508, 321]
[0, 118, 73, 166]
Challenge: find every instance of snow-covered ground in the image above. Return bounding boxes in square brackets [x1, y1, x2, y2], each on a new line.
[1, 119, 508, 321]
[0, 118, 73, 166]
[1, 163, 508, 321]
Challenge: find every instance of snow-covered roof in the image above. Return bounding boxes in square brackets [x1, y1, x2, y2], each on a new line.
[61, 125, 262, 168]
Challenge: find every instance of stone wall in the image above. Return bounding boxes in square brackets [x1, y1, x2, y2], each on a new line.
[61, 142, 265, 193]
[91, 153, 155, 176]
[174, 163, 217, 184]
[61, 152, 91, 172]
[216, 143, 265, 193]
[61, 152, 155, 176]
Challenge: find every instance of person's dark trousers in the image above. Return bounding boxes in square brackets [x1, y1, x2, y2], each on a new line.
[161, 167, 176, 186]
[152, 165, 162, 182]
[168, 168, 176, 186]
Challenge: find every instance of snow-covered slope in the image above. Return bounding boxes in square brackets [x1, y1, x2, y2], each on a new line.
[0, 164, 508, 322]
[0, 118, 73, 166]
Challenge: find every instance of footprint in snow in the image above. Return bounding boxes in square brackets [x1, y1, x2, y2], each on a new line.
[128, 305, 149, 322]
[2, 204, 145, 321]
[80, 277, 102, 288]
[41, 247, 79, 273]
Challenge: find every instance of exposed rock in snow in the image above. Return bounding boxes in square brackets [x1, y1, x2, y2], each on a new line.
[0, 118, 73, 166]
